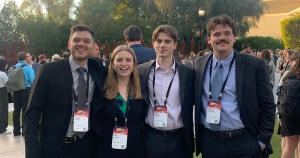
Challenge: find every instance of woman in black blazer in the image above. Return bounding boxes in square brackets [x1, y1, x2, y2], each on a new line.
[93, 45, 146, 158]
[278, 51, 300, 158]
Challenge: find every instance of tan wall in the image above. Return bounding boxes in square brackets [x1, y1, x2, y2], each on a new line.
[247, 13, 292, 39]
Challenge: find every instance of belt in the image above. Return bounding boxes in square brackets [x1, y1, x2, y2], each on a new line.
[65, 135, 77, 143]
[207, 128, 248, 138]
[145, 124, 184, 136]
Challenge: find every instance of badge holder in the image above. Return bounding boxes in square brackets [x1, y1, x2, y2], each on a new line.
[111, 95, 130, 150]
[154, 106, 168, 127]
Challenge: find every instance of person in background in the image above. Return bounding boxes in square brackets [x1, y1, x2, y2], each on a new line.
[123, 25, 156, 64]
[276, 50, 284, 72]
[31, 55, 41, 74]
[278, 51, 300, 158]
[0, 58, 10, 134]
[93, 45, 146, 158]
[91, 44, 101, 58]
[278, 49, 293, 75]
[260, 49, 276, 89]
[257, 50, 261, 58]
[12, 52, 35, 136]
[190, 52, 196, 61]
[51, 54, 62, 62]
[182, 56, 193, 68]
[38, 54, 47, 64]
[63, 51, 71, 59]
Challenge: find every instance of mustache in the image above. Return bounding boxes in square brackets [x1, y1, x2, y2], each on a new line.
[217, 39, 229, 45]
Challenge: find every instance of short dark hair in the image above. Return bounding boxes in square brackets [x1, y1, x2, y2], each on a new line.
[207, 15, 236, 37]
[69, 24, 95, 43]
[31, 55, 36, 61]
[0, 59, 7, 71]
[63, 51, 70, 59]
[123, 25, 143, 41]
[17, 52, 27, 61]
[242, 43, 250, 49]
[152, 25, 178, 43]
[260, 49, 271, 61]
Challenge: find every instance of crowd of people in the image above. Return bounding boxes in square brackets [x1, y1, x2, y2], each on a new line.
[0, 14, 299, 158]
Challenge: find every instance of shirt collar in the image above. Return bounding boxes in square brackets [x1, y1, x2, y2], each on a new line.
[212, 50, 234, 69]
[69, 55, 88, 72]
[155, 59, 176, 71]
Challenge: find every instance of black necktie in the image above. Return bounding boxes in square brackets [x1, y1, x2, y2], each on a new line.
[77, 67, 86, 108]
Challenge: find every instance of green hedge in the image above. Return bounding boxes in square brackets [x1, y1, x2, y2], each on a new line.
[234, 36, 284, 52]
[281, 15, 300, 50]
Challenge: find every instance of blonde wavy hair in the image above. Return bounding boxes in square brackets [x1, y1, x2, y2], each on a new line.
[104, 45, 142, 99]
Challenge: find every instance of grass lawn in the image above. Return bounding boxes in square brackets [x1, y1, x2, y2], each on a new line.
[8, 112, 281, 157]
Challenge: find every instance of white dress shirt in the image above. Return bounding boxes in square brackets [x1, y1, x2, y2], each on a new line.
[146, 60, 183, 130]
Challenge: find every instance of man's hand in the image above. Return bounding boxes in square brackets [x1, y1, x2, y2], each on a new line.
[261, 146, 264, 151]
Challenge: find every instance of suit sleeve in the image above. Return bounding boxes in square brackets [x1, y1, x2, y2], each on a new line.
[24, 65, 48, 158]
[256, 60, 276, 145]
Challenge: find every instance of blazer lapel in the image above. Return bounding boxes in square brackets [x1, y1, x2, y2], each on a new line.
[235, 51, 244, 109]
[88, 61, 104, 115]
[196, 54, 212, 113]
[177, 63, 186, 106]
[141, 61, 154, 105]
[62, 59, 73, 105]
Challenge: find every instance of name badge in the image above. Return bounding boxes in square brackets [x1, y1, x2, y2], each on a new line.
[154, 106, 168, 127]
[206, 101, 221, 124]
[73, 108, 89, 132]
[112, 126, 128, 150]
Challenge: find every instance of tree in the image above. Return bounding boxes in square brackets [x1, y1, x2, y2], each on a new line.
[75, 0, 116, 41]
[234, 36, 284, 51]
[0, 1, 22, 41]
[281, 15, 300, 50]
[20, 0, 74, 23]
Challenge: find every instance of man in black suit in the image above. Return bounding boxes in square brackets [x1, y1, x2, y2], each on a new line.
[124, 25, 156, 65]
[139, 25, 194, 158]
[194, 15, 275, 158]
[24, 24, 105, 158]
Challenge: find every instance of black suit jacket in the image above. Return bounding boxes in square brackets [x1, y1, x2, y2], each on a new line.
[92, 98, 147, 158]
[24, 57, 105, 158]
[194, 51, 276, 156]
[138, 61, 195, 155]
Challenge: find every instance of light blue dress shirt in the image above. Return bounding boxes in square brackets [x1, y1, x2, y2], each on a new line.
[200, 50, 245, 131]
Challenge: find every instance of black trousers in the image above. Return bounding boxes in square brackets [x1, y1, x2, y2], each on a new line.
[145, 129, 192, 158]
[199, 127, 262, 158]
[57, 132, 93, 158]
[0, 87, 8, 133]
[13, 88, 30, 135]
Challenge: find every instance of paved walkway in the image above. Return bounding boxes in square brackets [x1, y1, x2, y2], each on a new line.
[0, 103, 25, 158]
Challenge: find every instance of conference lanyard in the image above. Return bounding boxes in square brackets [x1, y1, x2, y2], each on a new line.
[73, 70, 90, 109]
[209, 53, 235, 102]
[152, 61, 177, 107]
[113, 94, 131, 128]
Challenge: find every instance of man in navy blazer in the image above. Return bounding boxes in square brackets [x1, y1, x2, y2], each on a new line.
[194, 15, 275, 158]
[124, 25, 156, 64]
